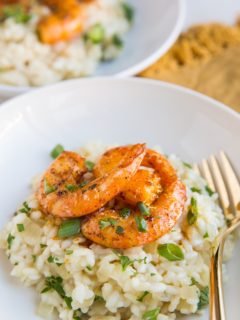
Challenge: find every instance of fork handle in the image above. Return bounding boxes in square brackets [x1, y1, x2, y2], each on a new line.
[210, 240, 226, 320]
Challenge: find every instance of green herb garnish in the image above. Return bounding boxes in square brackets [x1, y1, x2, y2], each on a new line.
[50, 144, 64, 159]
[116, 226, 124, 234]
[94, 295, 104, 302]
[183, 161, 192, 169]
[99, 218, 117, 229]
[57, 219, 81, 238]
[2, 5, 32, 24]
[191, 187, 201, 194]
[17, 224, 24, 232]
[86, 24, 105, 44]
[142, 307, 160, 320]
[44, 179, 57, 194]
[205, 185, 214, 196]
[85, 160, 95, 171]
[112, 34, 123, 48]
[73, 309, 82, 320]
[157, 243, 184, 261]
[65, 249, 73, 255]
[32, 255, 37, 262]
[7, 233, 15, 249]
[40, 243, 47, 249]
[47, 255, 62, 266]
[135, 216, 148, 232]
[198, 286, 209, 310]
[86, 265, 93, 271]
[65, 184, 78, 192]
[19, 201, 31, 214]
[119, 255, 134, 271]
[79, 181, 88, 188]
[120, 207, 131, 218]
[41, 276, 72, 309]
[137, 202, 150, 216]
[122, 3, 134, 23]
[137, 291, 149, 302]
[187, 197, 198, 225]
[203, 232, 209, 238]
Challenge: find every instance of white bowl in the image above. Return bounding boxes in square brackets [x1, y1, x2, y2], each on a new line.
[0, 78, 239, 320]
[0, 0, 185, 100]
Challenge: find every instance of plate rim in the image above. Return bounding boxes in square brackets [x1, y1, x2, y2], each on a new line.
[0, 0, 186, 97]
[0, 77, 239, 124]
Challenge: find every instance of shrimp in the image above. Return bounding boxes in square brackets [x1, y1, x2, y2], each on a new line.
[37, 144, 146, 218]
[81, 149, 187, 248]
[94, 149, 162, 206]
[37, 0, 87, 44]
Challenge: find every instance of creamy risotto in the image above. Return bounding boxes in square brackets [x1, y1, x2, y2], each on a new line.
[0, 0, 132, 87]
[0, 143, 234, 320]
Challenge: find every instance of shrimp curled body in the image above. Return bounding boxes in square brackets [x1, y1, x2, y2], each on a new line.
[82, 149, 187, 248]
[37, 144, 146, 218]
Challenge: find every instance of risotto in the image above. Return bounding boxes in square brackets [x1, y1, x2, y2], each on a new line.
[0, 0, 132, 87]
[0, 143, 233, 320]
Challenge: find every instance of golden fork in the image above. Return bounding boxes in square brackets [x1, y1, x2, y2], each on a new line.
[194, 151, 240, 320]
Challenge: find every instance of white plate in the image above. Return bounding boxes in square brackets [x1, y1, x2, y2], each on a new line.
[0, 78, 239, 320]
[0, 0, 185, 100]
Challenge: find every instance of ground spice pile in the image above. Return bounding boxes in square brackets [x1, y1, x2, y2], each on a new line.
[140, 21, 240, 112]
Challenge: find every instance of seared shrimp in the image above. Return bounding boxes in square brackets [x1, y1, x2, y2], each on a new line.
[94, 149, 162, 206]
[37, 0, 87, 44]
[37, 144, 146, 218]
[82, 150, 187, 248]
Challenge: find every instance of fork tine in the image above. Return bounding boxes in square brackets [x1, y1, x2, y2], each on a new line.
[219, 151, 240, 218]
[201, 159, 216, 192]
[209, 155, 232, 220]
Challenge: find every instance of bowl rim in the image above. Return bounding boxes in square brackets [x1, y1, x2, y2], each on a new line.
[0, 77, 239, 124]
[0, 0, 186, 97]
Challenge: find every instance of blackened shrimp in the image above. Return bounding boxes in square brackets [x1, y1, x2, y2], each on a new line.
[82, 149, 187, 248]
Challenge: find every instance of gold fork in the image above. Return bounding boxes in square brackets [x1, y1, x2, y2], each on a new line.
[194, 151, 240, 320]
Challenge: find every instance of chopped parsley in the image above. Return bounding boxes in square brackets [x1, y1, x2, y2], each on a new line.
[205, 185, 214, 196]
[86, 23, 105, 44]
[203, 232, 209, 239]
[119, 207, 131, 218]
[191, 187, 201, 194]
[79, 180, 88, 188]
[32, 255, 37, 262]
[17, 224, 24, 232]
[73, 309, 82, 320]
[85, 160, 95, 171]
[86, 265, 93, 271]
[197, 286, 209, 310]
[58, 219, 81, 238]
[157, 243, 184, 261]
[142, 307, 160, 320]
[19, 201, 31, 214]
[183, 161, 192, 169]
[112, 34, 123, 48]
[40, 243, 47, 249]
[41, 276, 72, 309]
[116, 226, 124, 234]
[187, 197, 198, 225]
[50, 144, 64, 159]
[65, 249, 73, 255]
[119, 255, 134, 271]
[135, 216, 148, 232]
[88, 183, 97, 190]
[94, 294, 105, 302]
[137, 291, 149, 302]
[44, 179, 57, 194]
[47, 255, 62, 266]
[99, 218, 117, 230]
[65, 184, 78, 192]
[122, 2, 134, 23]
[7, 233, 15, 249]
[137, 202, 150, 216]
[2, 5, 32, 24]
